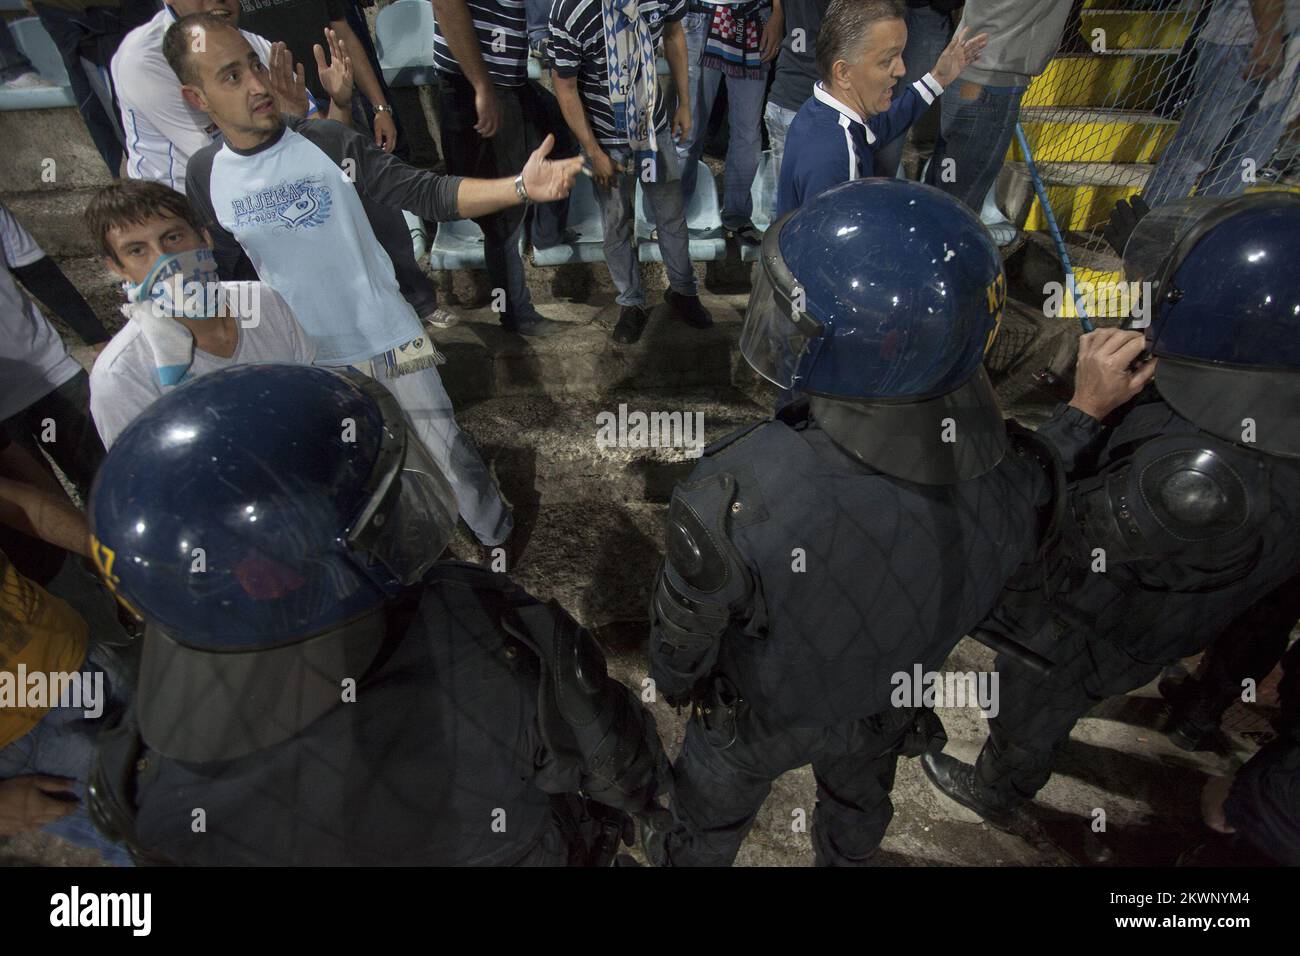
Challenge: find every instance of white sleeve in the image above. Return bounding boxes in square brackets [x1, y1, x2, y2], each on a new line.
[113, 54, 218, 189]
[0, 202, 45, 270]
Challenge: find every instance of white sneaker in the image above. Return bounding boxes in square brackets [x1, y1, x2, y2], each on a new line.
[422, 308, 459, 330]
[3, 71, 55, 90]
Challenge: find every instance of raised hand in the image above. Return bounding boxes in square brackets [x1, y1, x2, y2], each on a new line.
[315, 27, 354, 112]
[931, 26, 988, 89]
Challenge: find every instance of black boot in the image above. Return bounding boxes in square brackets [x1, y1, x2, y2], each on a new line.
[612, 305, 648, 344]
[921, 751, 1018, 831]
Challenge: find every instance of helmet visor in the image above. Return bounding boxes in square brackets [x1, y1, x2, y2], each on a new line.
[739, 212, 824, 388]
[342, 375, 458, 586]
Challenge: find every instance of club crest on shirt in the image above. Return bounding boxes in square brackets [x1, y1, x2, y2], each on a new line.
[230, 176, 333, 232]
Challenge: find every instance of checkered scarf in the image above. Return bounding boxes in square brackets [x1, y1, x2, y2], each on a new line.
[602, 0, 659, 156]
[701, 0, 765, 80]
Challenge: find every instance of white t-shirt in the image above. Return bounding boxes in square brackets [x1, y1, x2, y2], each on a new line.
[89, 281, 315, 448]
[0, 203, 83, 422]
[113, 8, 274, 190]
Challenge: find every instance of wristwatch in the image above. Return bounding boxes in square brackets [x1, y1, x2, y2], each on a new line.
[514, 173, 531, 204]
[373, 104, 393, 114]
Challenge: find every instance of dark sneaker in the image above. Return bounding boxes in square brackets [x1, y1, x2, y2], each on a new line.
[665, 289, 712, 329]
[612, 305, 648, 344]
[732, 223, 763, 247]
[504, 316, 566, 338]
[921, 751, 1017, 831]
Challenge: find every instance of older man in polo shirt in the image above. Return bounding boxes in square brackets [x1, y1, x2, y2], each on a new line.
[776, 0, 984, 217]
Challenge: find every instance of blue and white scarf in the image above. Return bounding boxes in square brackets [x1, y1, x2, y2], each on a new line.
[602, 0, 659, 163]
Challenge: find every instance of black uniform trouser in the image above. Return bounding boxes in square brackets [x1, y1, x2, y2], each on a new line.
[2, 370, 104, 501]
[974, 577, 1300, 811]
[666, 699, 918, 866]
[1196, 573, 1300, 718]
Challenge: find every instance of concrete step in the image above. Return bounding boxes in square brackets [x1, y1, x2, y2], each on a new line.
[0, 106, 112, 195]
[457, 387, 767, 505]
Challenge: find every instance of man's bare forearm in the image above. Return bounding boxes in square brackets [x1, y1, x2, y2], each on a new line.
[0, 476, 91, 558]
[430, 0, 492, 90]
[553, 75, 601, 155]
[664, 22, 690, 106]
[456, 176, 523, 219]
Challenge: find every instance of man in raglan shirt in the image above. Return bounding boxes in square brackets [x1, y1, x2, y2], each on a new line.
[776, 0, 985, 217]
[172, 13, 583, 550]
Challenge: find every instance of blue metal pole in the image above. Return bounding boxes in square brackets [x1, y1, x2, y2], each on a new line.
[1014, 122, 1095, 332]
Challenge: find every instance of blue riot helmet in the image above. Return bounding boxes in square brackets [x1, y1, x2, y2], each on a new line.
[1121, 192, 1300, 458]
[741, 178, 1008, 483]
[87, 364, 459, 762]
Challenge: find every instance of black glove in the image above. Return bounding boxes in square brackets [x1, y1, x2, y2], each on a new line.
[1101, 195, 1151, 257]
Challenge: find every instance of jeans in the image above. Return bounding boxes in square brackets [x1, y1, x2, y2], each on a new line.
[678, 5, 769, 229]
[368, 359, 513, 546]
[0, 642, 135, 866]
[435, 74, 573, 325]
[0, 21, 35, 82]
[594, 129, 698, 308]
[873, 3, 953, 177]
[926, 81, 1026, 211]
[1143, 40, 1300, 206]
[2, 370, 105, 502]
[762, 100, 796, 185]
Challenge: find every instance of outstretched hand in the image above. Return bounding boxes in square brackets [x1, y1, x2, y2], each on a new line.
[521, 134, 584, 202]
[931, 26, 988, 88]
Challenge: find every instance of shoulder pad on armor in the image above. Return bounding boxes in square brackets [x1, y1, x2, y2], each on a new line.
[1073, 432, 1270, 563]
[665, 471, 755, 606]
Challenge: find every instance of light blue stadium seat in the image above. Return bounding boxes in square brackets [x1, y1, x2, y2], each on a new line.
[740, 149, 776, 262]
[428, 217, 526, 270]
[428, 217, 487, 270]
[635, 161, 725, 263]
[531, 173, 607, 265]
[0, 17, 75, 110]
[374, 0, 438, 87]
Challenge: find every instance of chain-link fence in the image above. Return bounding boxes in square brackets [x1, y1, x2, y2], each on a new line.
[1007, 0, 1300, 303]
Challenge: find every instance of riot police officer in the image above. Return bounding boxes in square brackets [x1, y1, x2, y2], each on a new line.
[644, 179, 1064, 866]
[85, 364, 663, 865]
[923, 193, 1300, 854]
